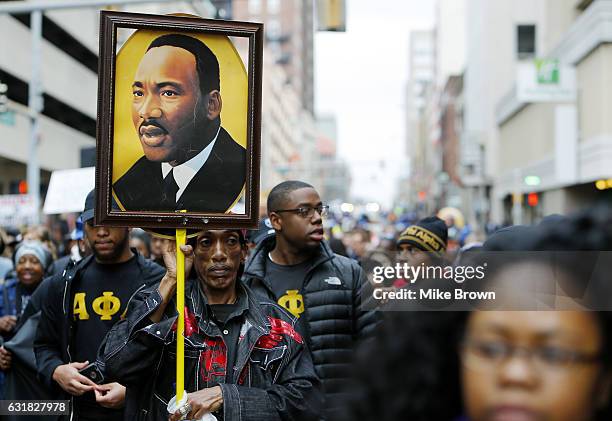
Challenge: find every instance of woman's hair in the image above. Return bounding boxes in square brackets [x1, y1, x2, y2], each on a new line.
[130, 228, 152, 256]
[347, 311, 466, 421]
[345, 205, 612, 421]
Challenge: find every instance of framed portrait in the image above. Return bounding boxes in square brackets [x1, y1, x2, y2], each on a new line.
[95, 10, 262, 232]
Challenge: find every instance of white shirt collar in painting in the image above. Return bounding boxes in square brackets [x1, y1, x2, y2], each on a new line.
[161, 126, 220, 201]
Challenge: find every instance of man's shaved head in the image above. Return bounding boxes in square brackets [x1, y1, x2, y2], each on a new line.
[267, 180, 315, 213]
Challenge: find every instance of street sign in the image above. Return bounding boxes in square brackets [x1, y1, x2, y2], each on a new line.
[517, 59, 576, 102]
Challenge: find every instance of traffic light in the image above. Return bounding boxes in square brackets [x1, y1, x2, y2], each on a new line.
[527, 192, 539, 207]
[18, 180, 28, 194]
[0, 82, 8, 114]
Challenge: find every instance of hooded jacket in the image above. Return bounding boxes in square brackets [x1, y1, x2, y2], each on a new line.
[242, 237, 378, 416]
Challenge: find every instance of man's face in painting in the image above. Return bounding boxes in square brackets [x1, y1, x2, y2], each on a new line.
[131, 45, 208, 165]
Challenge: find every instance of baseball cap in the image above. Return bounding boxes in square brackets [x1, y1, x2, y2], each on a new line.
[81, 189, 119, 223]
[69, 217, 84, 240]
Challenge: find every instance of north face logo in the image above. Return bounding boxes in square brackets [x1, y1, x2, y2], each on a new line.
[324, 277, 341, 286]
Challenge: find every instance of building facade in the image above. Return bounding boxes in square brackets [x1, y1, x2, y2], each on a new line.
[400, 29, 436, 212]
[0, 9, 99, 196]
[495, 0, 612, 223]
[463, 0, 548, 224]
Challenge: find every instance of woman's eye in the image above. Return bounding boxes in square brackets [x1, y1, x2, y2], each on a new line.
[475, 342, 507, 358]
[538, 347, 573, 365]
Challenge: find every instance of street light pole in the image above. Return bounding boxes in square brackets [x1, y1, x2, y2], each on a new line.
[28, 10, 43, 224]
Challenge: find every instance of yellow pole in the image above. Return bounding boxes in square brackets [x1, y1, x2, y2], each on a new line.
[175, 228, 187, 402]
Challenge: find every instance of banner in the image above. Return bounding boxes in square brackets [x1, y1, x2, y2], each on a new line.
[0, 195, 37, 227]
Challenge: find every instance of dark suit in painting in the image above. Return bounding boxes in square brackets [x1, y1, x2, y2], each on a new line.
[113, 127, 245, 213]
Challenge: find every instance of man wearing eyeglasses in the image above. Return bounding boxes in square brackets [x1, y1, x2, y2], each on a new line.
[242, 180, 378, 418]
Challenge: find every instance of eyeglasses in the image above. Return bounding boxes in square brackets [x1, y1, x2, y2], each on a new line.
[460, 339, 601, 373]
[273, 205, 329, 219]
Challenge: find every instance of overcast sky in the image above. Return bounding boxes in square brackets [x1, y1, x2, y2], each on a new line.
[315, 0, 434, 207]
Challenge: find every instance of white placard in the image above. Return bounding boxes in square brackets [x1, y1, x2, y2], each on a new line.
[43, 167, 95, 214]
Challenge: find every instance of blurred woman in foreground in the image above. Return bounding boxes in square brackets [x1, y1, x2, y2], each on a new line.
[346, 206, 612, 421]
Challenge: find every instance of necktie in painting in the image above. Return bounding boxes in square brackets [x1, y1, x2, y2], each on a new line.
[162, 169, 179, 208]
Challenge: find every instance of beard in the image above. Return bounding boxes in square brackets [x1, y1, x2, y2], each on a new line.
[93, 231, 130, 263]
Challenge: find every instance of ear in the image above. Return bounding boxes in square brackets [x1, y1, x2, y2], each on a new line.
[240, 244, 248, 263]
[269, 212, 282, 232]
[206, 90, 222, 120]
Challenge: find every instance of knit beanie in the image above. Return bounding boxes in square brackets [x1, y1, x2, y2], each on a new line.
[397, 216, 448, 255]
[15, 240, 48, 268]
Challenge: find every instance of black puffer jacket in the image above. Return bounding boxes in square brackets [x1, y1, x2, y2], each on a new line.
[242, 237, 378, 416]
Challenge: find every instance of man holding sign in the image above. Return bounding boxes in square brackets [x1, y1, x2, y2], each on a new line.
[101, 229, 321, 420]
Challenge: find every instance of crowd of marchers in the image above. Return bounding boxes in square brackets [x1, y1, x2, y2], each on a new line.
[0, 180, 611, 421]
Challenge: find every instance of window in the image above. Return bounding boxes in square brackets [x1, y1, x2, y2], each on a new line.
[517, 25, 536, 59]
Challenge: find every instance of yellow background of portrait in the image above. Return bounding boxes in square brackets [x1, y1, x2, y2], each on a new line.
[112, 29, 248, 183]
